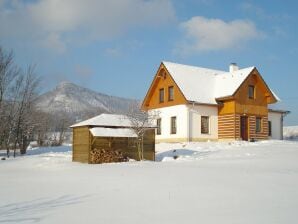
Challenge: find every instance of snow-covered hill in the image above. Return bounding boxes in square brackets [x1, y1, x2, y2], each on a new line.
[35, 82, 136, 116]
[284, 126, 298, 140]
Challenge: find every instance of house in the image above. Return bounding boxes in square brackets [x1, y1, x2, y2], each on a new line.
[70, 113, 155, 163]
[142, 61, 288, 142]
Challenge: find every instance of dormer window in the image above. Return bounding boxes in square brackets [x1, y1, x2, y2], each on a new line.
[159, 88, 164, 103]
[248, 85, 255, 99]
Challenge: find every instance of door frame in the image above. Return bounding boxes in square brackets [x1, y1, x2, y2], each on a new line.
[240, 116, 248, 141]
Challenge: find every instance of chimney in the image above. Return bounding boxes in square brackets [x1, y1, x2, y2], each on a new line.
[229, 63, 239, 73]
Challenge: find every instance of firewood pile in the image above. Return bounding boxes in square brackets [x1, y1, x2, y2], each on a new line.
[90, 148, 129, 164]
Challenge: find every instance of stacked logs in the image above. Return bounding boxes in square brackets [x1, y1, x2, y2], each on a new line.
[90, 148, 129, 164]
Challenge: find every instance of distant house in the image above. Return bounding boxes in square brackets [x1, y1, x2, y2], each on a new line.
[70, 114, 155, 163]
[142, 61, 288, 142]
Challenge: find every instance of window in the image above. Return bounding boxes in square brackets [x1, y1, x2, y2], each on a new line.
[159, 88, 164, 103]
[168, 86, 174, 101]
[268, 121, 272, 136]
[201, 116, 209, 134]
[156, 118, 161, 135]
[171, 116, 176, 134]
[248, 85, 255, 99]
[256, 117, 262, 133]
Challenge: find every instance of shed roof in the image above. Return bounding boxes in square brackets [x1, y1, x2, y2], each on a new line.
[70, 113, 154, 128]
[90, 127, 137, 138]
[162, 61, 278, 104]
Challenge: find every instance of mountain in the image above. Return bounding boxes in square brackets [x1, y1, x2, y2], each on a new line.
[35, 82, 137, 119]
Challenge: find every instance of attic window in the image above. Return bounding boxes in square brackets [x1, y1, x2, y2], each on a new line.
[248, 85, 255, 99]
[159, 88, 164, 103]
[168, 86, 174, 101]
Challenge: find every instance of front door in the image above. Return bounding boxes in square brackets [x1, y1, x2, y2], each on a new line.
[240, 116, 248, 141]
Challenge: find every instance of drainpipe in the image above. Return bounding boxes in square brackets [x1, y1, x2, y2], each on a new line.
[280, 115, 283, 140]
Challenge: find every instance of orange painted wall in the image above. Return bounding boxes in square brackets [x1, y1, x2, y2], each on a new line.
[218, 100, 235, 115]
[142, 64, 187, 110]
[218, 71, 273, 116]
[234, 72, 270, 116]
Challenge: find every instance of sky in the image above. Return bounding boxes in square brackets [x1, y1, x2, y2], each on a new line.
[0, 0, 297, 125]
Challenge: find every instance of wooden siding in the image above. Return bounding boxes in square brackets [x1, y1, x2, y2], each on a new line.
[218, 114, 240, 139]
[72, 127, 90, 163]
[249, 116, 268, 140]
[142, 63, 187, 111]
[91, 129, 155, 161]
[218, 114, 268, 141]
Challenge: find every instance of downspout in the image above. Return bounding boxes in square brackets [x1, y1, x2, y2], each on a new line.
[187, 102, 194, 142]
[187, 104, 190, 142]
[280, 115, 283, 140]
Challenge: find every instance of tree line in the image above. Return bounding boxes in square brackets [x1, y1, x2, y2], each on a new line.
[0, 46, 73, 157]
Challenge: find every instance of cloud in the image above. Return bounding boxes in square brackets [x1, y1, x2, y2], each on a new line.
[176, 16, 263, 54]
[0, 0, 175, 53]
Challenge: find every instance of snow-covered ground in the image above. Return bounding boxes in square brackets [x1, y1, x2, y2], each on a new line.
[1, 141, 298, 224]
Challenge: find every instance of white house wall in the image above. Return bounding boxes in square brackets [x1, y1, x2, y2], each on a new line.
[149, 104, 218, 142]
[149, 105, 189, 142]
[268, 112, 283, 140]
[188, 104, 218, 141]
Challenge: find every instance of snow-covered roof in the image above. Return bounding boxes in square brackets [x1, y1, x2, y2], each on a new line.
[90, 127, 137, 138]
[163, 61, 222, 104]
[214, 66, 255, 99]
[70, 113, 154, 128]
[162, 61, 274, 104]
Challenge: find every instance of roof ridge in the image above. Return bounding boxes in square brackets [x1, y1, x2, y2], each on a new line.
[162, 61, 225, 74]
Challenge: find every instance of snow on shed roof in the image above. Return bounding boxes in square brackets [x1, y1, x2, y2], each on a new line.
[162, 61, 258, 104]
[70, 113, 154, 128]
[90, 127, 137, 138]
[70, 114, 131, 128]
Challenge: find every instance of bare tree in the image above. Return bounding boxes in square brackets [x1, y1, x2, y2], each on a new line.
[9, 65, 40, 155]
[0, 48, 19, 110]
[124, 100, 158, 160]
[0, 46, 41, 157]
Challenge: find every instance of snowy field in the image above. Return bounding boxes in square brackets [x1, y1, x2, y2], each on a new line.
[1, 141, 298, 224]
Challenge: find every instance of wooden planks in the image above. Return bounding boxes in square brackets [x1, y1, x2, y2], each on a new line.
[72, 127, 90, 163]
[218, 114, 236, 139]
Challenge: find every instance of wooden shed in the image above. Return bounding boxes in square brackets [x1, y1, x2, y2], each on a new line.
[70, 114, 155, 163]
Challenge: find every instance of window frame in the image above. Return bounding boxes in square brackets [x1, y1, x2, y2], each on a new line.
[201, 116, 210, 134]
[248, 85, 255, 99]
[156, 118, 161, 135]
[159, 88, 164, 103]
[170, 116, 177, 134]
[256, 117, 262, 133]
[168, 86, 174, 101]
[268, 120, 272, 137]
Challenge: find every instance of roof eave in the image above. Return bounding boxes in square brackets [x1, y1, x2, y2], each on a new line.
[188, 101, 218, 107]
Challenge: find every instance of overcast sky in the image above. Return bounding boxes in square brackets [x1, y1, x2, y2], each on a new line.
[0, 0, 297, 125]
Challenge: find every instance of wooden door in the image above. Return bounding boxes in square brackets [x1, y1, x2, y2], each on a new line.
[240, 116, 248, 141]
